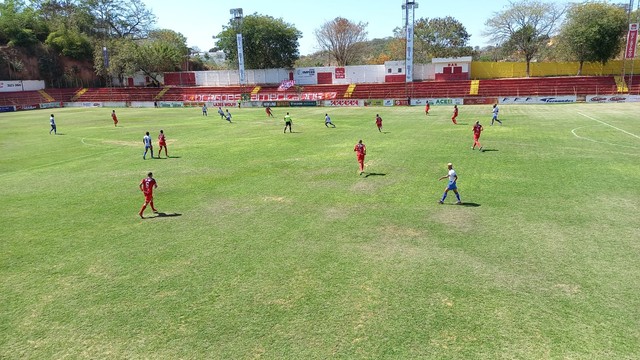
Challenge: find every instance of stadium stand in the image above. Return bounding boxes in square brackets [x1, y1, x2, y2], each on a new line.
[0, 91, 48, 106]
[624, 75, 640, 94]
[0, 76, 630, 107]
[475, 76, 618, 97]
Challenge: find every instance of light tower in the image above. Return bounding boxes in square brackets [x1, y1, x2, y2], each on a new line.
[402, 1, 418, 83]
[230, 8, 246, 85]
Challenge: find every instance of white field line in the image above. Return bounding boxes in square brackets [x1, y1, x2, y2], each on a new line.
[81, 137, 99, 146]
[577, 112, 640, 140]
[571, 126, 639, 149]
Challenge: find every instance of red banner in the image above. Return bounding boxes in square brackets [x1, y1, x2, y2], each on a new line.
[183, 92, 337, 102]
[335, 67, 345, 79]
[625, 23, 638, 59]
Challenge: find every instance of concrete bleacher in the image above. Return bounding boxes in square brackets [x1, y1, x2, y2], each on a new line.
[75, 88, 164, 102]
[476, 76, 618, 97]
[346, 81, 472, 99]
[350, 83, 410, 99]
[0, 91, 48, 106]
[0, 76, 629, 107]
[44, 88, 80, 102]
[624, 75, 640, 94]
[409, 81, 471, 98]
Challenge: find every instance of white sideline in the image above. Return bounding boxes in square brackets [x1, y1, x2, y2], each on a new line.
[577, 112, 640, 140]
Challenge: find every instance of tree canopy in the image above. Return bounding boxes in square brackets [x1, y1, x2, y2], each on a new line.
[484, 0, 566, 76]
[315, 17, 368, 66]
[556, 2, 627, 74]
[215, 14, 301, 69]
[400, 16, 473, 62]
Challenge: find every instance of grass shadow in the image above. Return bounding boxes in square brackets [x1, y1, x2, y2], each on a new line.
[365, 173, 386, 177]
[152, 212, 182, 218]
[441, 202, 481, 207]
[481, 149, 499, 152]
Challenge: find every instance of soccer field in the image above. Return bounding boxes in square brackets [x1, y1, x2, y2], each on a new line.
[1, 103, 639, 358]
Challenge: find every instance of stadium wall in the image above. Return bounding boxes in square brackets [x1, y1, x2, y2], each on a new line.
[471, 60, 640, 79]
[0, 80, 45, 92]
[193, 69, 292, 86]
[189, 65, 437, 86]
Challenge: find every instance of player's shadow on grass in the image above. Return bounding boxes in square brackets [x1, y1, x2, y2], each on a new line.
[143, 213, 182, 220]
[54, 133, 66, 135]
[442, 202, 481, 207]
[365, 172, 386, 177]
[151, 212, 182, 218]
[480, 149, 498, 152]
[456, 122, 469, 126]
[154, 156, 181, 159]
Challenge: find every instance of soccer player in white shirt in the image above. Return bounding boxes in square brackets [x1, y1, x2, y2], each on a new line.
[142, 131, 154, 159]
[438, 163, 462, 204]
[49, 114, 57, 134]
[491, 104, 502, 125]
[325, 113, 336, 128]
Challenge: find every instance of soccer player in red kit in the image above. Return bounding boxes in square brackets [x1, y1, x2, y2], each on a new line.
[139, 172, 158, 218]
[375, 114, 383, 132]
[472, 121, 483, 150]
[111, 110, 118, 127]
[425, 102, 430, 116]
[354, 139, 366, 175]
[451, 105, 458, 124]
[158, 130, 168, 158]
[265, 106, 274, 117]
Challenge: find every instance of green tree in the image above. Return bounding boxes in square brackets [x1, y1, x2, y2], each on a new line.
[216, 14, 301, 69]
[0, 0, 48, 47]
[45, 29, 93, 60]
[557, 2, 627, 75]
[502, 24, 549, 70]
[315, 17, 368, 66]
[33, 0, 95, 36]
[87, 0, 156, 39]
[136, 29, 189, 84]
[484, 0, 566, 77]
[413, 17, 473, 61]
[93, 37, 137, 85]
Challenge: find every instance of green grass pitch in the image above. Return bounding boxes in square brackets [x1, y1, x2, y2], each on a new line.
[1, 103, 639, 358]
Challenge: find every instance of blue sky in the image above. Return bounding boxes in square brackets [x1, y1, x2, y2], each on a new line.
[150, 0, 571, 55]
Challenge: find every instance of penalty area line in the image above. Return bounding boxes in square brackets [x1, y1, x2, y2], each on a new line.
[577, 112, 640, 141]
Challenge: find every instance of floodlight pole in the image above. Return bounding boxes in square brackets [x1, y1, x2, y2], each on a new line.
[230, 8, 246, 85]
[402, 1, 418, 83]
